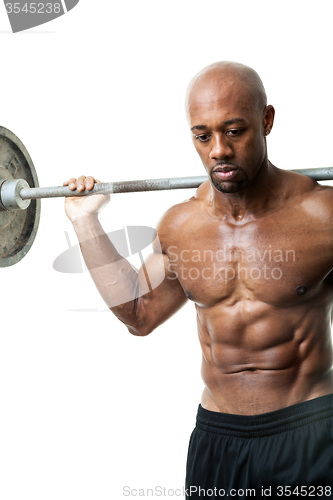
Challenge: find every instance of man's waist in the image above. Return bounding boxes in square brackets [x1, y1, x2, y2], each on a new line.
[201, 367, 333, 415]
[196, 394, 333, 438]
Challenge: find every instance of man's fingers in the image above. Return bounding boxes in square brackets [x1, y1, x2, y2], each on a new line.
[63, 176, 98, 192]
[85, 176, 96, 191]
[63, 177, 77, 189]
[76, 175, 87, 192]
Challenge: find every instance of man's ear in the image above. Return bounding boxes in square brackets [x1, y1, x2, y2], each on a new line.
[263, 105, 275, 136]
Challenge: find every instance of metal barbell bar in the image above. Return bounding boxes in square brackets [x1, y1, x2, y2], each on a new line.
[1, 166, 333, 212]
[20, 175, 209, 200]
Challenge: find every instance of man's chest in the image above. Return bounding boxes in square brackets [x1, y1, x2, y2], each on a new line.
[165, 216, 333, 307]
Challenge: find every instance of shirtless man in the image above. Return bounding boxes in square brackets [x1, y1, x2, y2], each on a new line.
[64, 62, 333, 497]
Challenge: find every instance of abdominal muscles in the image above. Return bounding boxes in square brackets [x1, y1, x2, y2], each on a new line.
[197, 299, 333, 415]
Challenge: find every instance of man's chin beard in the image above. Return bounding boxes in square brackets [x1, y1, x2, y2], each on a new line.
[210, 175, 249, 194]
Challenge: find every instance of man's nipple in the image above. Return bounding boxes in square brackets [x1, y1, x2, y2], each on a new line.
[296, 285, 307, 296]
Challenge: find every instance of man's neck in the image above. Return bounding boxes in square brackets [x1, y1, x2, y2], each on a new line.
[209, 161, 278, 222]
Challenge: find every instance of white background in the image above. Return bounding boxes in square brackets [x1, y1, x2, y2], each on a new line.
[0, 1, 333, 498]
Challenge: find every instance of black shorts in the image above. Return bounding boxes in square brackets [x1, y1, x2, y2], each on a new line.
[185, 395, 333, 499]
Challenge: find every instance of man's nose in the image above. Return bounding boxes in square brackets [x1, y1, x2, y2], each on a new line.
[209, 134, 233, 160]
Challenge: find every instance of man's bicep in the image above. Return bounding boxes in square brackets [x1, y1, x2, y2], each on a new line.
[134, 251, 187, 332]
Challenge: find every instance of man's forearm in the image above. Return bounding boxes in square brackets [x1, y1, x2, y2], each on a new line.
[72, 215, 140, 324]
[65, 178, 184, 336]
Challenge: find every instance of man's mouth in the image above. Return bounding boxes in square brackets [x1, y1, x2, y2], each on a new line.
[212, 165, 239, 181]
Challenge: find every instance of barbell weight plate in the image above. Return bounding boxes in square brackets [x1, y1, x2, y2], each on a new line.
[0, 126, 40, 267]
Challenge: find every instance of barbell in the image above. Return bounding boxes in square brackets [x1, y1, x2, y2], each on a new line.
[1, 125, 333, 268]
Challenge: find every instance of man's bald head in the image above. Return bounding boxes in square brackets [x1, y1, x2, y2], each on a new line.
[185, 61, 267, 119]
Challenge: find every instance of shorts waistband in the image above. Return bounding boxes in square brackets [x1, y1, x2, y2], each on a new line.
[196, 394, 333, 438]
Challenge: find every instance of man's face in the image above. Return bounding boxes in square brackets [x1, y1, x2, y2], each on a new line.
[188, 77, 269, 194]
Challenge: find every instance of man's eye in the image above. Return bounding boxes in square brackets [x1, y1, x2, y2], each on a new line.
[194, 134, 211, 142]
[226, 129, 243, 137]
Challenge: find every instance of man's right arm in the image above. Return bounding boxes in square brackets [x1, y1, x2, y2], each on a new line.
[64, 176, 187, 336]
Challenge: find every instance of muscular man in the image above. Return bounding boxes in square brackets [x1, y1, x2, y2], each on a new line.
[64, 62, 333, 497]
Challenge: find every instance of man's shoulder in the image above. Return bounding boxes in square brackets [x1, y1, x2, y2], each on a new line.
[278, 167, 317, 189]
[279, 168, 333, 220]
[278, 167, 333, 202]
[156, 181, 210, 240]
[304, 182, 333, 214]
